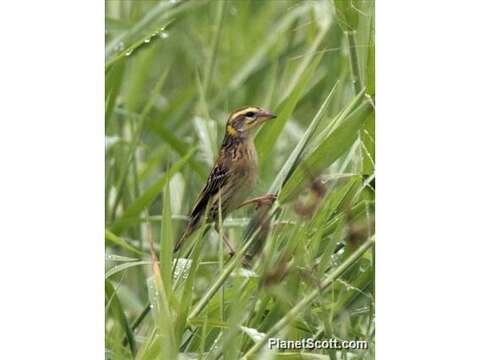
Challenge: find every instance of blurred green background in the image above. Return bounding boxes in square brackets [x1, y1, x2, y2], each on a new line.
[106, 0, 375, 359]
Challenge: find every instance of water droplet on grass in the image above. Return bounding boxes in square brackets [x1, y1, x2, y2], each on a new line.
[114, 42, 125, 52]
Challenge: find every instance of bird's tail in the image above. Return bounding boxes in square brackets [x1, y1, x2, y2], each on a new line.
[175, 220, 213, 253]
[174, 226, 191, 253]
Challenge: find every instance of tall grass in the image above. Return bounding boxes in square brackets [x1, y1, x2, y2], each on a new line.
[105, 0, 375, 359]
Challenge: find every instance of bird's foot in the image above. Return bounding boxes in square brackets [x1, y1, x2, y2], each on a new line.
[215, 224, 237, 257]
[239, 193, 277, 209]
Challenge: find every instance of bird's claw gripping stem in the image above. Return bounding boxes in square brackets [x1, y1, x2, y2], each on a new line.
[238, 192, 277, 209]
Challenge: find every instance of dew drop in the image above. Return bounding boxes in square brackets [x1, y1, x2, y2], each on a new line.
[160, 31, 169, 39]
[114, 42, 125, 52]
[125, 49, 133, 56]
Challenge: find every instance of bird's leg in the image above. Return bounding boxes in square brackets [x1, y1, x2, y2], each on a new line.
[237, 193, 277, 210]
[215, 224, 236, 257]
[222, 234, 236, 257]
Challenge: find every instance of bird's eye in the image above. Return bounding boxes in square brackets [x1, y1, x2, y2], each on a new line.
[245, 111, 256, 117]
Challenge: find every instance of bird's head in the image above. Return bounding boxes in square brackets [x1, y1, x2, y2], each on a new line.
[225, 106, 276, 138]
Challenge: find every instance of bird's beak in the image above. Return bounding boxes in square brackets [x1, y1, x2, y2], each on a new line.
[257, 110, 277, 121]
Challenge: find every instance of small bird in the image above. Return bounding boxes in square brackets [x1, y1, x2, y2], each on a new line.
[174, 106, 277, 254]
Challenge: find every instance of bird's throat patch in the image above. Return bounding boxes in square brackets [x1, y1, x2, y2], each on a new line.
[227, 125, 238, 137]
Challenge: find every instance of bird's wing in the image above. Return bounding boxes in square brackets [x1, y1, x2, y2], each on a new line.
[189, 159, 230, 225]
[174, 158, 231, 253]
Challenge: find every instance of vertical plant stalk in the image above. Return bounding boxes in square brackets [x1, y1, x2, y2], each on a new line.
[187, 228, 260, 322]
[128, 114, 144, 255]
[204, 0, 226, 96]
[346, 30, 367, 174]
[241, 236, 375, 359]
[218, 192, 225, 324]
[346, 30, 363, 94]
[145, 211, 177, 353]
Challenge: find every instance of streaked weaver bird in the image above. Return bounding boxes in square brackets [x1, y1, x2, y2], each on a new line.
[174, 106, 277, 254]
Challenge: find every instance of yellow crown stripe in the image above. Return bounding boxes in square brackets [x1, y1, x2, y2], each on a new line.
[230, 107, 259, 120]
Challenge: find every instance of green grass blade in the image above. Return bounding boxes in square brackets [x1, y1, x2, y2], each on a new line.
[105, 229, 144, 256]
[279, 19, 330, 103]
[145, 274, 177, 359]
[228, 2, 313, 90]
[268, 81, 339, 194]
[112, 147, 196, 233]
[105, 61, 125, 124]
[106, 260, 151, 279]
[203, 0, 226, 95]
[316, 217, 344, 276]
[109, 69, 170, 223]
[105, 280, 136, 356]
[256, 55, 323, 164]
[147, 121, 207, 178]
[106, 0, 209, 59]
[187, 230, 260, 322]
[175, 229, 204, 344]
[193, 116, 217, 167]
[160, 180, 174, 297]
[280, 94, 372, 203]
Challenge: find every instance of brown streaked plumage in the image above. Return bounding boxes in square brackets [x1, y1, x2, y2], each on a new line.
[174, 106, 276, 252]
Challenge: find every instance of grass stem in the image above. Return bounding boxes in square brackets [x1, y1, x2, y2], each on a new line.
[346, 31, 363, 94]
